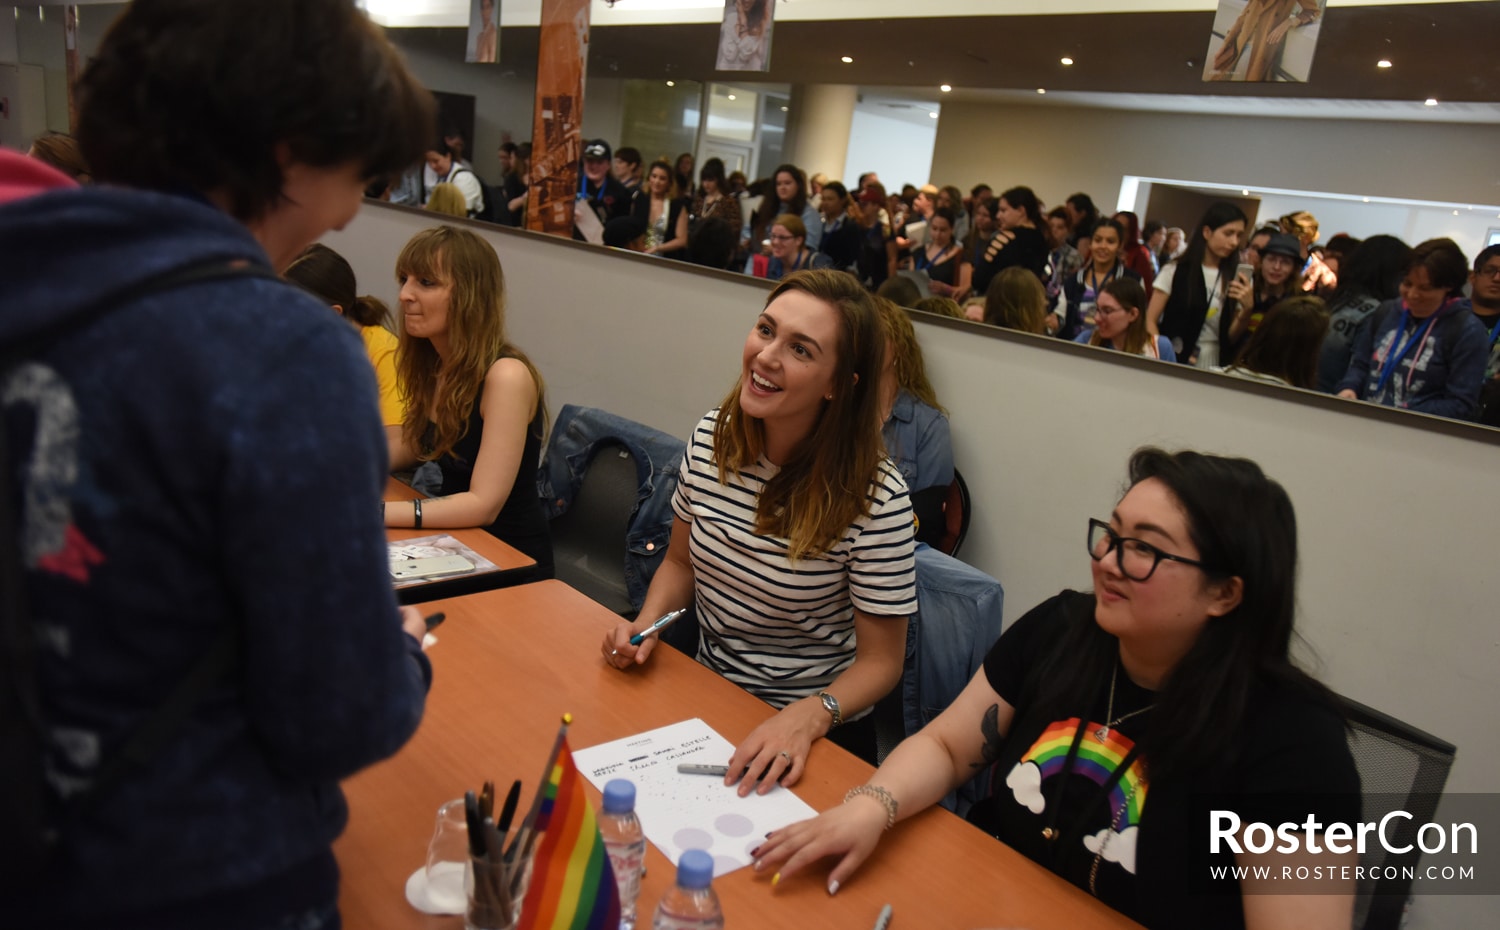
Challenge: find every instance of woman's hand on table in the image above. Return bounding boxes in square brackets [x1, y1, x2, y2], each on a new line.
[750, 794, 888, 893]
[601, 620, 658, 669]
[726, 698, 827, 797]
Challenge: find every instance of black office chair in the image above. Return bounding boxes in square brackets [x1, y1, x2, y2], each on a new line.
[1342, 697, 1457, 930]
[937, 468, 971, 557]
[547, 443, 639, 617]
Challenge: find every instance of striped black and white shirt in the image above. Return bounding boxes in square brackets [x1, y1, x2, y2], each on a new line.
[674, 409, 917, 709]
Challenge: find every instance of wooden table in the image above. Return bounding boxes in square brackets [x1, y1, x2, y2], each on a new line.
[335, 581, 1142, 930]
[384, 477, 537, 603]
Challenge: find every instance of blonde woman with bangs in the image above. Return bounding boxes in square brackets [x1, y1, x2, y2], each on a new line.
[386, 225, 553, 577]
[603, 270, 917, 787]
[874, 299, 953, 548]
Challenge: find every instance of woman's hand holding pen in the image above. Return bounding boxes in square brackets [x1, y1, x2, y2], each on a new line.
[601, 620, 657, 668]
[725, 698, 828, 797]
[750, 798, 888, 894]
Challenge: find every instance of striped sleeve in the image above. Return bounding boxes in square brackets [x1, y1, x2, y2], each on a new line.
[847, 459, 918, 618]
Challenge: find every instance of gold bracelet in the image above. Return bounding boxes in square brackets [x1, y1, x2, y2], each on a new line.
[844, 784, 898, 831]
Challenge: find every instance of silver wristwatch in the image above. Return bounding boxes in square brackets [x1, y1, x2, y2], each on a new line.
[818, 690, 843, 728]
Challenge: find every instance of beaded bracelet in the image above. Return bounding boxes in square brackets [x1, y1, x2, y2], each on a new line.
[844, 784, 898, 831]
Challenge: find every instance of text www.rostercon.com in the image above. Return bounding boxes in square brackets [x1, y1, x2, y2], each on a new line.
[1210, 865, 1477, 882]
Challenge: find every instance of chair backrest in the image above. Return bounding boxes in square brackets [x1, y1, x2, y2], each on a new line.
[1342, 697, 1457, 930]
[547, 443, 639, 616]
[937, 468, 971, 557]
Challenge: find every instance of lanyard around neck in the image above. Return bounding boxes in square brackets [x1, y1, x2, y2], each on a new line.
[1376, 306, 1442, 394]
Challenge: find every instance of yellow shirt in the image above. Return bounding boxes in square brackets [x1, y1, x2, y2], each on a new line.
[360, 323, 405, 427]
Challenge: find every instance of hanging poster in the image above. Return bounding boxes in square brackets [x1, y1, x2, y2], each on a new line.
[716, 0, 774, 73]
[466, 0, 499, 64]
[525, 0, 590, 237]
[1203, 0, 1326, 82]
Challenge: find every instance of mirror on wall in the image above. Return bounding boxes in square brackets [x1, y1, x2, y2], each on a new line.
[14, 2, 1495, 431]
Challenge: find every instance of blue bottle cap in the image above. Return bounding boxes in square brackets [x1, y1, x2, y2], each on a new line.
[676, 849, 714, 889]
[602, 779, 636, 814]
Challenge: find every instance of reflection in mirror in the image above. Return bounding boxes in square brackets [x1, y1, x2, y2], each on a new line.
[347, 4, 1500, 431]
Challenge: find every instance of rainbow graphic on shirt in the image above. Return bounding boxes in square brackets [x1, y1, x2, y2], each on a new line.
[1018, 717, 1148, 826]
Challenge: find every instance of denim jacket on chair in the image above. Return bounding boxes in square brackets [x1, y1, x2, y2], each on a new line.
[537, 404, 686, 610]
[901, 544, 1005, 813]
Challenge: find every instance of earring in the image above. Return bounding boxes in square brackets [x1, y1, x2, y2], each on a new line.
[824, 393, 834, 400]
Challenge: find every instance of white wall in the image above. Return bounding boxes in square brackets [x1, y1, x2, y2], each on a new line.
[844, 104, 937, 191]
[1233, 192, 1497, 259]
[931, 99, 1500, 220]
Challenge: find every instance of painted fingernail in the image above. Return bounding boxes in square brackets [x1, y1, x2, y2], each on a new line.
[750, 846, 762, 858]
[828, 879, 840, 896]
[771, 872, 782, 887]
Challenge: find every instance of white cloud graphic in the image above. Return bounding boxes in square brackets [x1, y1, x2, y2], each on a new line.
[1005, 762, 1045, 814]
[1082, 824, 1139, 875]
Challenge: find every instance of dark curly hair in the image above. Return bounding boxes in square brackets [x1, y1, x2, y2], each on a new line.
[76, 0, 435, 221]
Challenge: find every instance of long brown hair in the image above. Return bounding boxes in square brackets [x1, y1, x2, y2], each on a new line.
[983, 266, 1049, 334]
[395, 226, 545, 460]
[1231, 296, 1329, 390]
[284, 242, 388, 328]
[712, 270, 888, 561]
[875, 298, 945, 414]
[1090, 277, 1152, 355]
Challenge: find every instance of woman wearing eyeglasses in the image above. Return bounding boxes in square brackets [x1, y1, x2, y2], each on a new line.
[754, 448, 1359, 930]
[754, 214, 833, 281]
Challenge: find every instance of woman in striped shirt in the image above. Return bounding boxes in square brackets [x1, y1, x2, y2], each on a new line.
[603, 270, 917, 793]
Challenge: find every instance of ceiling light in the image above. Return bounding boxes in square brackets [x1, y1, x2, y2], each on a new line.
[1036, 88, 1046, 94]
[940, 84, 952, 93]
[1060, 57, 1074, 66]
[665, 80, 674, 87]
[780, 106, 788, 112]
[929, 111, 939, 119]
[841, 56, 853, 64]
[1453, 210, 1460, 216]
[1377, 59, 1392, 68]
[727, 94, 736, 100]
[1363, 197, 1370, 203]
[1424, 98, 1438, 106]
[1242, 189, 1250, 196]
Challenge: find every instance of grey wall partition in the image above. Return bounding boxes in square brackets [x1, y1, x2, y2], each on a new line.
[327, 204, 1498, 926]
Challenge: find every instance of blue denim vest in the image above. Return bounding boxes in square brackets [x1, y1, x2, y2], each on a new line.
[537, 405, 686, 610]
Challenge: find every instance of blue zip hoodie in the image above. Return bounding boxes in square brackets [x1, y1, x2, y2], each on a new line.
[1335, 296, 1487, 420]
[0, 187, 430, 928]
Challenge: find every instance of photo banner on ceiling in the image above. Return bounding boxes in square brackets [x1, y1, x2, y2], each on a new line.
[716, 0, 775, 73]
[1203, 0, 1327, 83]
[467, 0, 499, 64]
[526, 0, 590, 238]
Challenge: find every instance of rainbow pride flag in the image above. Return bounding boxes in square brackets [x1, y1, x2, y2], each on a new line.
[518, 736, 621, 930]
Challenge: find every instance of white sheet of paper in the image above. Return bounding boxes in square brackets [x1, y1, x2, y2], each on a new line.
[573, 718, 817, 877]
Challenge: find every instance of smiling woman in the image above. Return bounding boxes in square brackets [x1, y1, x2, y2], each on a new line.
[754, 447, 1361, 930]
[602, 269, 916, 788]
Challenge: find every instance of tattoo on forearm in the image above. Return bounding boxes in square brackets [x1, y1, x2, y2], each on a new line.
[973, 704, 1003, 770]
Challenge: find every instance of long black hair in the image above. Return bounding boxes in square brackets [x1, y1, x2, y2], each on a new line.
[751, 163, 808, 242]
[1028, 447, 1339, 785]
[998, 185, 1043, 227]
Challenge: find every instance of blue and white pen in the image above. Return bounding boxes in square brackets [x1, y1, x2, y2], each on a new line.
[629, 609, 688, 646]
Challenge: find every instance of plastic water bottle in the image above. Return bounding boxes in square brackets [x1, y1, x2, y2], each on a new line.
[651, 849, 723, 930]
[599, 779, 646, 930]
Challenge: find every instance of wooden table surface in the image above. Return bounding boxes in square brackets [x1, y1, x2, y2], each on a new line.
[334, 581, 1143, 930]
[384, 477, 537, 603]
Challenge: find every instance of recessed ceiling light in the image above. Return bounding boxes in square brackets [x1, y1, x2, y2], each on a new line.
[940, 84, 952, 93]
[1453, 210, 1460, 216]
[665, 80, 674, 87]
[929, 111, 939, 119]
[1036, 88, 1047, 94]
[1377, 59, 1392, 68]
[841, 56, 853, 64]
[1060, 57, 1074, 66]
[1363, 197, 1371, 203]
[1424, 98, 1438, 106]
[780, 106, 788, 112]
[727, 94, 736, 100]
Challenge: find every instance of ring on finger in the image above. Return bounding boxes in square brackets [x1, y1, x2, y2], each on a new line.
[778, 750, 792, 763]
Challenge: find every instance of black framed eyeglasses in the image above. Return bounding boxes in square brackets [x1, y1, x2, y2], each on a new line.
[1087, 518, 1213, 582]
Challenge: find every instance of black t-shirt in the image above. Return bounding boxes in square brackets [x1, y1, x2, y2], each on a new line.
[968, 591, 1360, 930]
[971, 224, 1047, 297]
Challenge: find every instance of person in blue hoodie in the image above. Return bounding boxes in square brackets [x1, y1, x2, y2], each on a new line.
[1335, 238, 1488, 421]
[0, 2, 436, 928]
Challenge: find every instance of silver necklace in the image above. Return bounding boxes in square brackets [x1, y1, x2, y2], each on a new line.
[1094, 664, 1155, 742]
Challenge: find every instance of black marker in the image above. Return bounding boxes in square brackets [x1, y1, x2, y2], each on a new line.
[677, 763, 731, 777]
[425, 611, 447, 631]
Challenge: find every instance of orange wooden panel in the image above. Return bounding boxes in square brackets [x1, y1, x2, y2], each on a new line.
[335, 581, 1142, 930]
